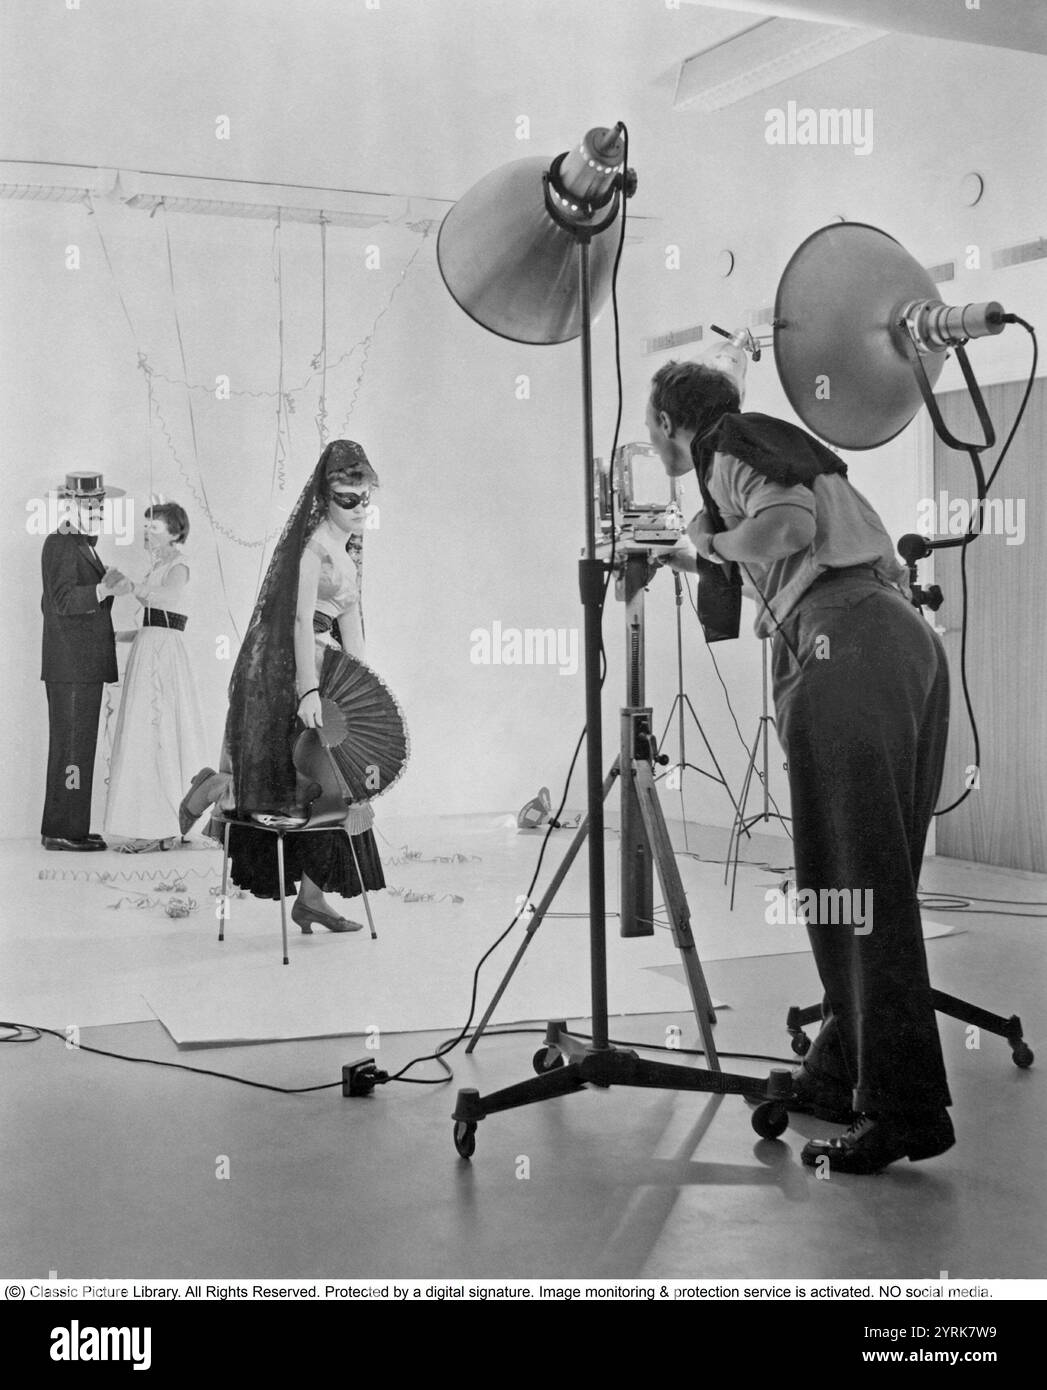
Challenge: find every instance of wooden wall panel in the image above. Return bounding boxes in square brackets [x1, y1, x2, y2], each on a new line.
[932, 378, 1047, 871]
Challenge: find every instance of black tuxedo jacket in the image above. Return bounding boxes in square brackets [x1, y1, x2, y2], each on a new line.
[40, 531, 118, 684]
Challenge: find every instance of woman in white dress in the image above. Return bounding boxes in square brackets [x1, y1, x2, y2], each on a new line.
[104, 502, 209, 851]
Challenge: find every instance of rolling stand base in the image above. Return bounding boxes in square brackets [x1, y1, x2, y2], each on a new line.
[785, 993, 1034, 1069]
[451, 1021, 801, 1157]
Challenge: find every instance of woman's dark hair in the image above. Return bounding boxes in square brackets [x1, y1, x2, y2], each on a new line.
[145, 501, 190, 543]
[316, 440, 380, 505]
[649, 360, 741, 437]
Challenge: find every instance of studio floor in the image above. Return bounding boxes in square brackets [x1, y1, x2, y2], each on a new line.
[1, 819, 1044, 1282]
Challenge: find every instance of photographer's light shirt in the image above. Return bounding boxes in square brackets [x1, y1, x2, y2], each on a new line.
[706, 451, 909, 639]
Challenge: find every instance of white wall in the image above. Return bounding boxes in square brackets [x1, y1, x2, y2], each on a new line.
[2, 5, 1044, 838]
[610, 30, 1047, 835]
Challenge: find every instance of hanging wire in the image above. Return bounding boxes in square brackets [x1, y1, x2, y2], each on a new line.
[336, 226, 431, 434]
[87, 197, 426, 561]
[254, 209, 290, 600]
[315, 215, 330, 446]
[157, 202, 245, 642]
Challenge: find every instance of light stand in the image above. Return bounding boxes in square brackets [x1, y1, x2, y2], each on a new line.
[724, 638, 791, 910]
[439, 128, 792, 1157]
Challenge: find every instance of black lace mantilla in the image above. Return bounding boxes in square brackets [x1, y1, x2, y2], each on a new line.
[224, 441, 371, 813]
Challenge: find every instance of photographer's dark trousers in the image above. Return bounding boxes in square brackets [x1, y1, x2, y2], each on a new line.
[771, 567, 952, 1117]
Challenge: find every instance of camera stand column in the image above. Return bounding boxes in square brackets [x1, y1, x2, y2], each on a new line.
[621, 706, 719, 1064]
[617, 549, 718, 1062]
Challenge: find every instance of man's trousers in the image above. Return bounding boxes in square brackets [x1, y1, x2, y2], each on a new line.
[42, 681, 104, 841]
[771, 569, 952, 1118]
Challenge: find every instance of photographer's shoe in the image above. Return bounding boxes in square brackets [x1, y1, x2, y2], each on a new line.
[801, 1111, 955, 1175]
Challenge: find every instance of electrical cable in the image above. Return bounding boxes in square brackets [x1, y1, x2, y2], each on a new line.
[934, 318, 1037, 816]
[0, 1019, 798, 1088]
[382, 724, 589, 1084]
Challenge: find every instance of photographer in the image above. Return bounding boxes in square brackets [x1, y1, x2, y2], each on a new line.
[645, 355, 954, 1175]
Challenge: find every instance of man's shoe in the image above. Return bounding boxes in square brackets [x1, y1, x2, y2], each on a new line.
[41, 835, 107, 852]
[801, 1111, 955, 1175]
[788, 1066, 855, 1124]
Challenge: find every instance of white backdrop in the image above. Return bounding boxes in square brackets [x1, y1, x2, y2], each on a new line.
[2, 0, 1044, 839]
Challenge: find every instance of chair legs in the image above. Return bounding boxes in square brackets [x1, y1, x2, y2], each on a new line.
[219, 821, 231, 944]
[216, 819, 377, 962]
[345, 831, 378, 940]
[276, 833, 290, 965]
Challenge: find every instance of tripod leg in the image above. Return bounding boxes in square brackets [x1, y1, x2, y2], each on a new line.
[466, 760, 621, 1053]
[631, 760, 720, 1070]
[726, 724, 762, 896]
[681, 695, 745, 824]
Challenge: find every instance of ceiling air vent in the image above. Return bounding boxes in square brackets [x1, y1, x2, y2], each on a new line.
[992, 238, 1047, 269]
[642, 325, 705, 355]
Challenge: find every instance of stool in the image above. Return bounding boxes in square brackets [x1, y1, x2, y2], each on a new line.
[213, 813, 377, 964]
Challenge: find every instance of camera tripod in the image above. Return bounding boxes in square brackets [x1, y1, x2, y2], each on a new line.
[457, 547, 791, 1155]
[656, 568, 743, 851]
[724, 637, 791, 909]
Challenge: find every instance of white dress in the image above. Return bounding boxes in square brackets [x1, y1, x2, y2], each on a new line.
[104, 554, 210, 840]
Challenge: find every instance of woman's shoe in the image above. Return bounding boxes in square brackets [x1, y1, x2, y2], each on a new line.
[117, 837, 176, 854]
[291, 900, 363, 934]
[178, 767, 219, 835]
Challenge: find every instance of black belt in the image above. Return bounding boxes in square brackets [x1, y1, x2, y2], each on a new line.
[142, 608, 187, 631]
[809, 563, 879, 589]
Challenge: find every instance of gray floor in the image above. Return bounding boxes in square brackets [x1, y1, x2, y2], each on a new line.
[3, 853, 1043, 1281]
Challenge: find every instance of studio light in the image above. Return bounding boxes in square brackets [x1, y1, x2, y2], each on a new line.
[436, 127, 629, 344]
[773, 221, 1007, 450]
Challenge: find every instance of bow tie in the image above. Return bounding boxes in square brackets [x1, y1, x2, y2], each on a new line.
[81, 533, 100, 547]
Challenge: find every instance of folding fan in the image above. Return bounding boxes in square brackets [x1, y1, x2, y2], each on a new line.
[305, 647, 409, 802]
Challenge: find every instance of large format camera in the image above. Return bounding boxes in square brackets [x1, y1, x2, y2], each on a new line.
[597, 442, 740, 641]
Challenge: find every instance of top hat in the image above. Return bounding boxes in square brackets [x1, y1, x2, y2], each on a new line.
[54, 471, 125, 500]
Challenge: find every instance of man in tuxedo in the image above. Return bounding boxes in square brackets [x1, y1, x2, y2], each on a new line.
[40, 472, 132, 850]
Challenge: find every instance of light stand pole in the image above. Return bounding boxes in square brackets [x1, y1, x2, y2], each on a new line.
[575, 230, 611, 1051]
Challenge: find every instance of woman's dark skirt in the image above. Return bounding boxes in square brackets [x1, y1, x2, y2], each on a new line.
[224, 824, 385, 902]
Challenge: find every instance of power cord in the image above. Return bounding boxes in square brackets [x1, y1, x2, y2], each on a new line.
[0, 1019, 799, 1092]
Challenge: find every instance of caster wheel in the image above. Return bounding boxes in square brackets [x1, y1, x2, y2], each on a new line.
[1012, 1043, 1034, 1069]
[453, 1121, 477, 1158]
[752, 1101, 789, 1140]
[532, 1047, 565, 1075]
[790, 1033, 811, 1057]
